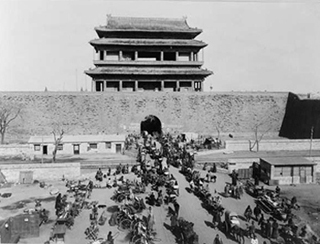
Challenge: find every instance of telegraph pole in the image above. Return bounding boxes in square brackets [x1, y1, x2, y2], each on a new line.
[309, 126, 314, 158]
[41, 136, 44, 164]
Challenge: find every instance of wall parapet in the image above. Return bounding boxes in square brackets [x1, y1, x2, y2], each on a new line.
[0, 163, 80, 183]
[226, 139, 320, 151]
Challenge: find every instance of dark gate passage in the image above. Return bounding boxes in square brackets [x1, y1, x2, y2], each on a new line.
[140, 115, 162, 136]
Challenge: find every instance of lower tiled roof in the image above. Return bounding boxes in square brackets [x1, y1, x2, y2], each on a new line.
[85, 67, 212, 76]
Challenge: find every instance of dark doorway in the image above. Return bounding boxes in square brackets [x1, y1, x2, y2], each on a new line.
[73, 144, 80, 155]
[42, 145, 48, 155]
[300, 167, 306, 183]
[140, 115, 162, 137]
[116, 144, 122, 154]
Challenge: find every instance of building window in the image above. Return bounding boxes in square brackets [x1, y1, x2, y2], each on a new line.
[106, 51, 119, 61]
[137, 52, 160, 61]
[178, 52, 191, 61]
[57, 144, 63, 150]
[122, 51, 134, 61]
[105, 142, 111, 149]
[274, 167, 283, 177]
[99, 51, 104, 60]
[34, 144, 40, 151]
[95, 81, 104, 92]
[89, 143, 98, 149]
[163, 52, 176, 61]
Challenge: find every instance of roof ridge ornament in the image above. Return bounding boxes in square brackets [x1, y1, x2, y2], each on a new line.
[106, 14, 112, 25]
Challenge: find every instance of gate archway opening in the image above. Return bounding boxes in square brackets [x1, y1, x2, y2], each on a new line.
[140, 115, 162, 137]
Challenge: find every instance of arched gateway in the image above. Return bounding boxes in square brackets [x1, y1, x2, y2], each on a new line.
[140, 115, 162, 136]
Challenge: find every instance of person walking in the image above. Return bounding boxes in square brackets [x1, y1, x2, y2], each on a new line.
[259, 214, 266, 237]
[235, 186, 241, 200]
[55, 193, 62, 216]
[266, 218, 272, 239]
[272, 220, 279, 239]
[213, 234, 223, 244]
[212, 210, 220, 229]
[254, 205, 262, 221]
[107, 231, 114, 244]
[174, 201, 180, 216]
[231, 170, 238, 186]
[244, 205, 253, 222]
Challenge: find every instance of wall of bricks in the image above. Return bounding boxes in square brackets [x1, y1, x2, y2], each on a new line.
[0, 91, 288, 142]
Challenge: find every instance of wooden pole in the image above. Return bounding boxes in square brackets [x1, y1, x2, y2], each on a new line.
[309, 126, 314, 158]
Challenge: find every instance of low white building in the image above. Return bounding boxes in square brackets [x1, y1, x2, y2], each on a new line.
[28, 134, 125, 156]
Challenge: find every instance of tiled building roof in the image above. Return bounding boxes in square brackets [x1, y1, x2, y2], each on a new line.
[90, 38, 207, 47]
[103, 15, 199, 31]
[85, 67, 212, 76]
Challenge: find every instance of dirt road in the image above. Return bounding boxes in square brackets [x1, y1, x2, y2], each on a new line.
[1, 168, 295, 244]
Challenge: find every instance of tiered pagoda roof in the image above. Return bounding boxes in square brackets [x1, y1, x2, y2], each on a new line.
[95, 15, 202, 39]
[85, 15, 213, 90]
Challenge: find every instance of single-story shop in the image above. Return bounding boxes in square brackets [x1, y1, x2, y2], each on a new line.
[28, 134, 125, 155]
[259, 157, 316, 185]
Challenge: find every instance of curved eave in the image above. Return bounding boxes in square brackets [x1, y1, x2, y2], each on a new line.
[95, 26, 202, 34]
[89, 39, 207, 48]
[95, 27, 202, 38]
[85, 68, 213, 77]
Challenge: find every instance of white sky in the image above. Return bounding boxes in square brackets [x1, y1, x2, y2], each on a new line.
[0, 0, 320, 93]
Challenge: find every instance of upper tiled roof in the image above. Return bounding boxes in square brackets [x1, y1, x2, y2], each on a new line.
[102, 15, 199, 31]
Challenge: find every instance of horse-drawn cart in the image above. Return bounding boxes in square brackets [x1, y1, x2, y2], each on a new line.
[175, 217, 199, 244]
[256, 195, 287, 221]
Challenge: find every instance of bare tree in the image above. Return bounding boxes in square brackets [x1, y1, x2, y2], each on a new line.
[249, 120, 273, 152]
[248, 103, 281, 152]
[0, 101, 21, 144]
[215, 120, 224, 142]
[51, 123, 65, 163]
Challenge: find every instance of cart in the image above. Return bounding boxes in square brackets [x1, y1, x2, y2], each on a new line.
[52, 224, 67, 244]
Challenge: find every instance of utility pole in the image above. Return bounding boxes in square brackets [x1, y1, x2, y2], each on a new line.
[41, 136, 44, 164]
[309, 126, 314, 158]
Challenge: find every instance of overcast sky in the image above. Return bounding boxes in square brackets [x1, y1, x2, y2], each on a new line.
[0, 0, 319, 93]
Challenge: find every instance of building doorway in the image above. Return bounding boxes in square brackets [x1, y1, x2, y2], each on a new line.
[73, 144, 80, 155]
[116, 144, 122, 154]
[42, 145, 48, 155]
[300, 167, 306, 183]
[140, 115, 162, 137]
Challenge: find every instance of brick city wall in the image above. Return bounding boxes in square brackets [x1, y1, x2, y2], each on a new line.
[0, 91, 288, 142]
[0, 163, 80, 182]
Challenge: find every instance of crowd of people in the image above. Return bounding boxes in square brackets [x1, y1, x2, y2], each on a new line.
[44, 131, 319, 244]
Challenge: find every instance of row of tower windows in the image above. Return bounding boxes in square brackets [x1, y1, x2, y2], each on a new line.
[95, 50, 200, 62]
